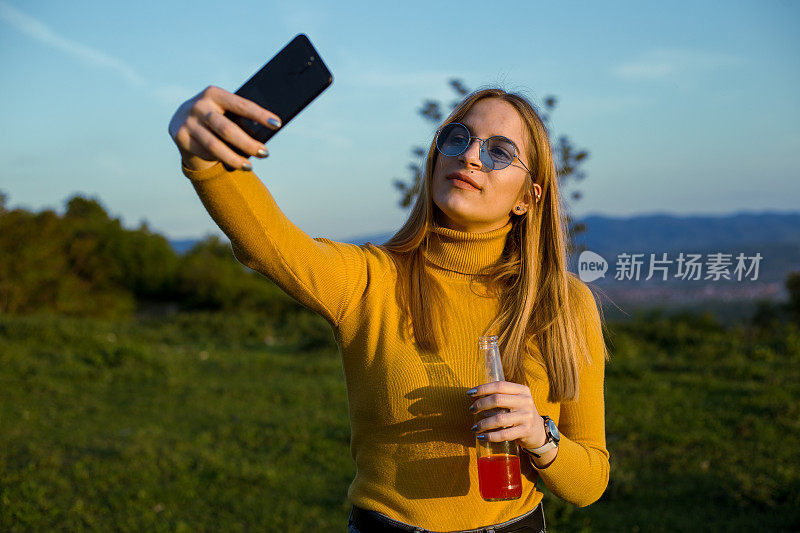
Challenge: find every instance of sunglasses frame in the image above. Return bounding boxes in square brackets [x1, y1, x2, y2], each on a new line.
[435, 122, 531, 174]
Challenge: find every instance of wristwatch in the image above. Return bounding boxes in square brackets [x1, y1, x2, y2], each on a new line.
[525, 416, 560, 458]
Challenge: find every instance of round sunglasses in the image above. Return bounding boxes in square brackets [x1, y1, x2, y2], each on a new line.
[435, 122, 530, 173]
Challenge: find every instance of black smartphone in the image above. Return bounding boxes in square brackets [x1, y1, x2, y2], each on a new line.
[222, 34, 333, 157]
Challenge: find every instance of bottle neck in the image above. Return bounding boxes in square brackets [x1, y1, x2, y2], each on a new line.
[480, 338, 504, 382]
[478, 335, 499, 350]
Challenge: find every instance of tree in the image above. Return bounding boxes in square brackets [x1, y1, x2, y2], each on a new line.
[393, 79, 589, 245]
[0, 192, 301, 317]
[786, 270, 800, 321]
[751, 271, 800, 328]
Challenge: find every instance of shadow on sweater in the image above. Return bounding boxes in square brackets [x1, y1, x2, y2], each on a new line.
[388, 351, 475, 498]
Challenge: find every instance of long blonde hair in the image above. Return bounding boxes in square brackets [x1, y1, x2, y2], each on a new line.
[380, 88, 607, 402]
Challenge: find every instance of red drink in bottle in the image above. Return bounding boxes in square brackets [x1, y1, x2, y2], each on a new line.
[477, 454, 522, 500]
[475, 335, 522, 501]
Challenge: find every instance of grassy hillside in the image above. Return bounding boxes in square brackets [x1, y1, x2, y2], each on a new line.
[1, 311, 798, 532]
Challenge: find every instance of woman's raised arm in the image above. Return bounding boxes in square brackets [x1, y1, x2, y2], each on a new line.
[168, 86, 374, 328]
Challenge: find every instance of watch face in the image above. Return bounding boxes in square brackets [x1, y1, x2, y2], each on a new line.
[546, 419, 560, 441]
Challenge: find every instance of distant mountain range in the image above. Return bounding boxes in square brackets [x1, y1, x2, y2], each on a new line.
[170, 239, 203, 255]
[338, 211, 800, 249]
[571, 211, 800, 252]
[566, 211, 800, 309]
[568, 212, 800, 289]
[171, 211, 800, 263]
[170, 211, 800, 307]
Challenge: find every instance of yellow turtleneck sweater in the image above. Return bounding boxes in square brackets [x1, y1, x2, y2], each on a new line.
[182, 161, 609, 531]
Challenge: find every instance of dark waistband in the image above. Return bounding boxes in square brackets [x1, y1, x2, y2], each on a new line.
[348, 503, 545, 533]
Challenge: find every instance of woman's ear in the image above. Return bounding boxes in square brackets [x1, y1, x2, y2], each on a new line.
[513, 184, 543, 215]
[512, 189, 533, 216]
[533, 183, 542, 202]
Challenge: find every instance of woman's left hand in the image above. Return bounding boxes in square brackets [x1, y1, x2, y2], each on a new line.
[467, 381, 547, 451]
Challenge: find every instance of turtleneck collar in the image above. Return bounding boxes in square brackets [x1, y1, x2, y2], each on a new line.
[423, 221, 513, 275]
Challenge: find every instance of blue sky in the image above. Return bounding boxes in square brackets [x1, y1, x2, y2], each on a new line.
[1, 1, 798, 241]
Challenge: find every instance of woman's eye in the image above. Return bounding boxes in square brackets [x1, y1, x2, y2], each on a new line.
[491, 147, 512, 159]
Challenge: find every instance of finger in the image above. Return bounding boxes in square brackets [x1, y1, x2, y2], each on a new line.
[470, 393, 529, 415]
[473, 410, 529, 433]
[476, 426, 527, 443]
[206, 85, 282, 130]
[201, 110, 268, 160]
[188, 117, 253, 171]
[467, 381, 527, 398]
[182, 124, 217, 162]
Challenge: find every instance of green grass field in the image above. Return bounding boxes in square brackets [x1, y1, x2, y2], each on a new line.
[1, 311, 798, 532]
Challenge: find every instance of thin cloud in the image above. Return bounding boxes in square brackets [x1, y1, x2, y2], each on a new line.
[557, 94, 653, 117]
[0, 1, 191, 105]
[614, 48, 742, 81]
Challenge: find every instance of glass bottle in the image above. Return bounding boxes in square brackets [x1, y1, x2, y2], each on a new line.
[475, 335, 522, 501]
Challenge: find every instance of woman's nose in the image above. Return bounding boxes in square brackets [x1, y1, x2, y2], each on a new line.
[458, 138, 483, 169]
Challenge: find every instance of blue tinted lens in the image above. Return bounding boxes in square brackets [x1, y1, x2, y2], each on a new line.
[437, 123, 470, 156]
[481, 136, 516, 169]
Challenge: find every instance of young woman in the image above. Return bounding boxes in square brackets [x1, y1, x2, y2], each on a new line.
[168, 85, 610, 533]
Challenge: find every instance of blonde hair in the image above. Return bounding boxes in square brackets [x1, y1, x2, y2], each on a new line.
[380, 88, 607, 402]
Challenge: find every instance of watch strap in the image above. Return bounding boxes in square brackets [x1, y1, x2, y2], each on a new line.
[526, 440, 557, 458]
[525, 416, 560, 458]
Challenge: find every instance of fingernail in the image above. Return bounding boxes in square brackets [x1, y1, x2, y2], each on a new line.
[468, 404, 476, 413]
[257, 148, 268, 158]
[241, 162, 252, 171]
[476, 434, 487, 440]
[268, 118, 281, 128]
[466, 388, 477, 396]
[471, 424, 477, 432]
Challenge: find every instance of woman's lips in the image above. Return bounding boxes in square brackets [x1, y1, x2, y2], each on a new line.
[447, 172, 481, 191]
[450, 178, 480, 191]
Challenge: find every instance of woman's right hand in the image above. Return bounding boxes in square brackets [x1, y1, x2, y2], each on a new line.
[167, 85, 282, 172]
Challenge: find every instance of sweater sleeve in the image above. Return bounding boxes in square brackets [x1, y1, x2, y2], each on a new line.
[534, 283, 610, 507]
[181, 161, 370, 327]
